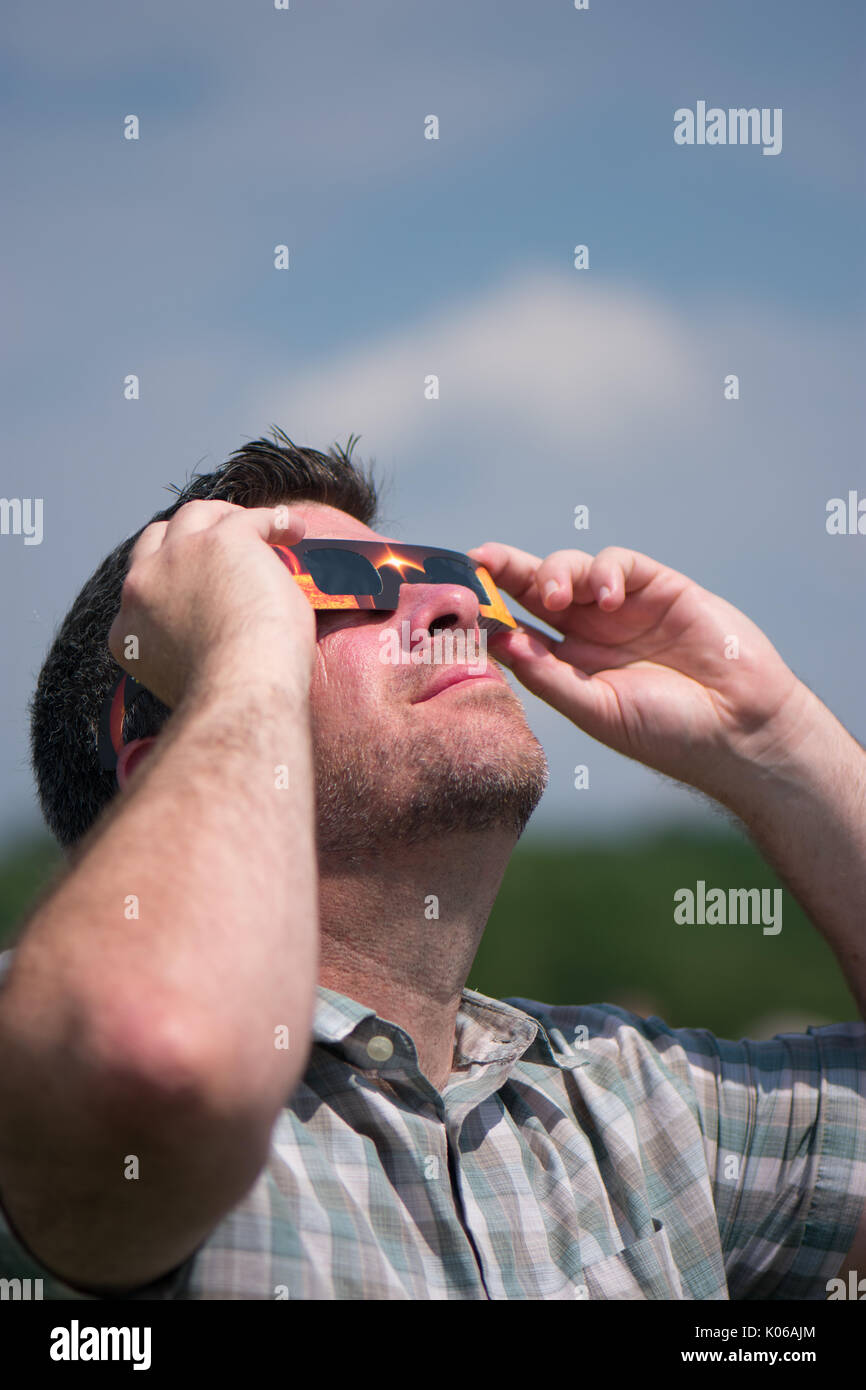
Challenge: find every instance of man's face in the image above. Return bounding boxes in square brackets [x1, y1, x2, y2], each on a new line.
[290, 502, 549, 859]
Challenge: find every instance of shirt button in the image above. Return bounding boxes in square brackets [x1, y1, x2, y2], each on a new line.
[366, 1035, 394, 1062]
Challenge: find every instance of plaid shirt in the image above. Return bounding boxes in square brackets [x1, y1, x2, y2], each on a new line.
[0, 946, 864, 1300]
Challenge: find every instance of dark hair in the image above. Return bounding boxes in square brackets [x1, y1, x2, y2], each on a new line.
[29, 428, 382, 852]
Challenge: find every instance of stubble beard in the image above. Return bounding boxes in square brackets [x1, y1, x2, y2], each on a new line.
[312, 685, 549, 861]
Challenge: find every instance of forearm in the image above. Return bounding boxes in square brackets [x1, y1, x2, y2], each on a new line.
[717, 682, 866, 1018]
[0, 669, 319, 1125]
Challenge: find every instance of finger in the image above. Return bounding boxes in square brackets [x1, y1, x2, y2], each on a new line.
[472, 541, 659, 620]
[535, 546, 660, 613]
[488, 620, 624, 682]
[588, 547, 656, 610]
[533, 548, 604, 611]
[487, 624, 615, 735]
[469, 540, 589, 614]
[469, 541, 599, 628]
[488, 619, 566, 663]
[165, 501, 307, 546]
[165, 499, 247, 539]
[129, 520, 169, 564]
[223, 504, 308, 546]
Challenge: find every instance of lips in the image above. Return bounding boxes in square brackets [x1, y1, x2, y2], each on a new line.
[413, 666, 505, 703]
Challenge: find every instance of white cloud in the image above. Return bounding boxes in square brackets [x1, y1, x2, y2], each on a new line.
[247, 267, 860, 495]
[248, 271, 707, 458]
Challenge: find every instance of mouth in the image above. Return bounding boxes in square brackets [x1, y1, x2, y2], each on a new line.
[412, 666, 506, 703]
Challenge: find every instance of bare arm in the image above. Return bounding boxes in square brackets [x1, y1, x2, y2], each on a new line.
[0, 502, 319, 1293]
[472, 540, 866, 1014]
[714, 681, 866, 1015]
[474, 538, 866, 1274]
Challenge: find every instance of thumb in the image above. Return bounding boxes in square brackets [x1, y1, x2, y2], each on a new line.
[488, 625, 611, 735]
[488, 623, 563, 667]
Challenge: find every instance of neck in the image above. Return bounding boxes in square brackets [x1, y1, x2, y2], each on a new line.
[316, 827, 515, 1091]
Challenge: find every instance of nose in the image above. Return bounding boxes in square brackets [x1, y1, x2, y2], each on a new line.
[394, 580, 482, 639]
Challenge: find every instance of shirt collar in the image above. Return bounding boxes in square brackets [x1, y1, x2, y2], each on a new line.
[312, 983, 590, 1073]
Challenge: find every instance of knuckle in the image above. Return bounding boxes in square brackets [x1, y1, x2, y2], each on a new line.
[130, 522, 160, 556]
[174, 499, 235, 520]
[216, 505, 260, 529]
[119, 563, 148, 608]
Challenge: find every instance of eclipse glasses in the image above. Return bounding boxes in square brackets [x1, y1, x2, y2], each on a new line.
[97, 539, 516, 772]
[270, 539, 515, 630]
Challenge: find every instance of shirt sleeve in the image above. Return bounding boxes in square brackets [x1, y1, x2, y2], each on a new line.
[586, 1004, 866, 1300]
[0, 946, 195, 1300]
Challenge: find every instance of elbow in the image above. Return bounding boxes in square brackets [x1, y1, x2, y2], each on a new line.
[87, 1002, 231, 1117]
[87, 995, 310, 1131]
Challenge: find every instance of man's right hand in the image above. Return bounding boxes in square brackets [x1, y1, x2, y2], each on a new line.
[0, 500, 322, 1295]
[108, 502, 316, 711]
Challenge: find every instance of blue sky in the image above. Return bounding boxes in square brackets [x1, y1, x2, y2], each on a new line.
[1, 0, 863, 845]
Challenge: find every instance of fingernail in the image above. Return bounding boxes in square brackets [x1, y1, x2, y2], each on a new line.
[543, 580, 560, 603]
[598, 586, 612, 603]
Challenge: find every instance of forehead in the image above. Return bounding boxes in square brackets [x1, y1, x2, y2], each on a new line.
[283, 501, 398, 546]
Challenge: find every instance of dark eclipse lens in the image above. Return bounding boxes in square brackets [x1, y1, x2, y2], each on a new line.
[418, 555, 491, 603]
[304, 547, 384, 596]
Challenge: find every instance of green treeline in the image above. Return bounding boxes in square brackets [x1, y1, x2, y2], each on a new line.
[0, 829, 856, 1041]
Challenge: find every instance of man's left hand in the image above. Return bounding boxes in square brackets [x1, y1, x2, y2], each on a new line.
[468, 541, 813, 805]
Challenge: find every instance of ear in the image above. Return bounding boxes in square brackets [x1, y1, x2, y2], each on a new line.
[116, 736, 158, 790]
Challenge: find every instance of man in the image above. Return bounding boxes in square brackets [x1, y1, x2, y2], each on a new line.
[0, 430, 864, 1300]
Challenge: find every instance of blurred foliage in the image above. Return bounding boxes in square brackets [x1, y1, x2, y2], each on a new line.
[473, 827, 859, 1039]
[0, 834, 66, 948]
[0, 827, 858, 1042]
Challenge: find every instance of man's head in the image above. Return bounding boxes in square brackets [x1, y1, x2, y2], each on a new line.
[267, 501, 548, 862]
[30, 430, 548, 857]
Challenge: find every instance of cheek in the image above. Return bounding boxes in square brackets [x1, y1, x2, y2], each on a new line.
[311, 631, 384, 716]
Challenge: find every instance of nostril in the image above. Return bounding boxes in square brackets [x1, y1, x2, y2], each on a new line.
[429, 614, 460, 636]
